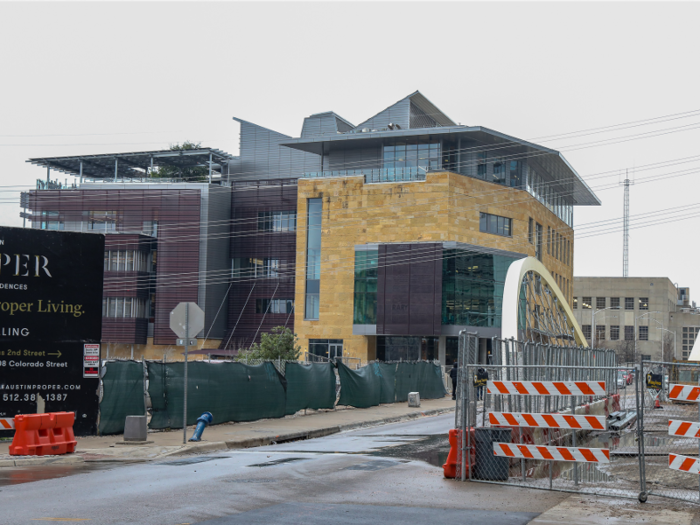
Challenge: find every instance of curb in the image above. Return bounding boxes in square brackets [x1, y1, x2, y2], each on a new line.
[163, 405, 455, 458]
[0, 455, 85, 468]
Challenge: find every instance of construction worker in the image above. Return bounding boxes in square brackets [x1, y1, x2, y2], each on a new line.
[475, 367, 489, 401]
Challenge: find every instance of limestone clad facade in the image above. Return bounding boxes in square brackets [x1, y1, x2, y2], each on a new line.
[294, 171, 575, 363]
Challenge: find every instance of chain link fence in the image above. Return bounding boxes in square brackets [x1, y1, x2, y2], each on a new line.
[454, 332, 647, 501]
[639, 360, 700, 504]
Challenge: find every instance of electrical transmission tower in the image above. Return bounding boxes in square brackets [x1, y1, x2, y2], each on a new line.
[621, 170, 634, 277]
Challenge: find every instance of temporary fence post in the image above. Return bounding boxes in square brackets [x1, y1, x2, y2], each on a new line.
[520, 426, 525, 482]
[635, 358, 647, 502]
[548, 428, 553, 490]
[142, 356, 148, 417]
[461, 363, 468, 482]
[467, 364, 472, 482]
[571, 395, 578, 486]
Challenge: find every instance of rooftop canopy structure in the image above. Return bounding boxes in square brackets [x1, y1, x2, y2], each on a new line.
[28, 148, 237, 185]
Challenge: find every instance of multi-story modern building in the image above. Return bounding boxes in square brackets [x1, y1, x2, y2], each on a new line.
[573, 277, 700, 362]
[21, 91, 600, 364]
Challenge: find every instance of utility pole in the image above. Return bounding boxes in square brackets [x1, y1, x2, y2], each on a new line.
[621, 170, 634, 278]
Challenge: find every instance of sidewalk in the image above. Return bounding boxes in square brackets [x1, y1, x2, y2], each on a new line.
[0, 397, 455, 467]
[529, 494, 699, 524]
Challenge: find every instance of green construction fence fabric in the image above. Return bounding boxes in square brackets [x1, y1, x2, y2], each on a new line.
[374, 362, 397, 404]
[337, 362, 380, 408]
[99, 361, 146, 435]
[147, 361, 286, 429]
[285, 362, 336, 415]
[395, 362, 447, 402]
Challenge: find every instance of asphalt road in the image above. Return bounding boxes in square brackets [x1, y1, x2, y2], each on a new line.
[0, 413, 567, 524]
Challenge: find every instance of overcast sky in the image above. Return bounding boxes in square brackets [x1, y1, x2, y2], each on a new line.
[1, 2, 699, 297]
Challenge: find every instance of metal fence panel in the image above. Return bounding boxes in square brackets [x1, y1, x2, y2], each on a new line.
[640, 360, 700, 504]
[455, 333, 645, 501]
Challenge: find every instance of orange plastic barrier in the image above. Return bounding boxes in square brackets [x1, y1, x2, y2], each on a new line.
[9, 412, 77, 456]
[443, 428, 475, 478]
[612, 394, 621, 413]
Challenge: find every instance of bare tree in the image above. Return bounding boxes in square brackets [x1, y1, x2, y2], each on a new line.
[616, 340, 636, 365]
[662, 332, 675, 362]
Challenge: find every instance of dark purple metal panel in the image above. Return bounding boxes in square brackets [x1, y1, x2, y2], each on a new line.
[377, 243, 442, 336]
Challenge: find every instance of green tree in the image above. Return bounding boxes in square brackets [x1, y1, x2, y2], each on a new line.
[236, 326, 301, 362]
[150, 141, 208, 181]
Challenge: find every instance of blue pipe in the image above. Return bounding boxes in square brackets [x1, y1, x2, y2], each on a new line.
[188, 412, 213, 442]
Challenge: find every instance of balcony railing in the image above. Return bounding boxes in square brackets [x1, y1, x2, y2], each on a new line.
[302, 167, 427, 184]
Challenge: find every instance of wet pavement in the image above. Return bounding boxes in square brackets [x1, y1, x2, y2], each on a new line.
[0, 412, 571, 524]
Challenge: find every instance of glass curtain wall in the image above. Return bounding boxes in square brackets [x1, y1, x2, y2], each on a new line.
[442, 250, 520, 327]
[305, 198, 322, 320]
[376, 336, 438, 361]
[353, 250, 378, 324]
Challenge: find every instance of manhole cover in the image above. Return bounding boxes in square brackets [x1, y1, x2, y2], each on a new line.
[247, 457, 310, 467]
[160, 456, 229, 466]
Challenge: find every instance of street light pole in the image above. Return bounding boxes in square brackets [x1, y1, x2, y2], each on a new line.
[635, 311, 663, 364]
[591, 306, 620, 349]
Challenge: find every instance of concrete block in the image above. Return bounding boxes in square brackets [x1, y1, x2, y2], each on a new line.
[408, 392, 421, 408]
[124, 415, 148, 442]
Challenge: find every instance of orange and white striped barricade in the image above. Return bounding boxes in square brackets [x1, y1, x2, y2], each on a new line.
[493, 442, 610, 463]
[486, 380, 606, 397]
[668, 384, 700, 402]
[489, 412, 607, 431]
[668, 420, 700, 438]
[0, 418, 14, 430]
[669, 453, 700, 475]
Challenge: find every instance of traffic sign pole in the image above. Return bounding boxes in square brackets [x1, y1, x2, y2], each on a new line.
[169, 301, 204, 445]
[183, 303, 189, 445]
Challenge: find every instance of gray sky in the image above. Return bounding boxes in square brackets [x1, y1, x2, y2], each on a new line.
[1, 2, 699, 297]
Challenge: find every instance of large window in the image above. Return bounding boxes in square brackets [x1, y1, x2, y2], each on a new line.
[377, 336, 438, 362]
[610, 325, 620, 341]
[595, 325, 605, 342]
[305, 199, 322, 320]
[582, 297, 592, 309]
[639, 297, 649, 311]
[625, 297, 634, 310]
[610, 297, 620, 309]
[258, 211, 296, 232]
[308, 339, 343, 361]
[683, 327, 700, 359]
[639, 326, 649, 341]
[624, 326, 634, 341]
[102, 297, 147, 318]
[232, 258, 280, 279]
[442, 251, 520, 328]
[596, 297, 606, 310]
[353, 250, 377, 324]
[582, 325, 592, 340]
[103, 250, 150, 272]
[87, 211, 117, 232]
[255, 299, 294, 314]
[479, 213, 512, 237]
[573, 297, 578, 309]
[535, 223, 543, 261]
[39, 211, 63, 230]
[383, 141, 440, 177]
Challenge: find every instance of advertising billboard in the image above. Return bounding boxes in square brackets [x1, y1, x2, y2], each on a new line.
[0, 226, 104, 435]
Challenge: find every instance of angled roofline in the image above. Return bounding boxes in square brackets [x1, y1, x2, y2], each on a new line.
[353, 90, 456, 130]
[308, 111, 355, 129]
[233, 117, 292, 138]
